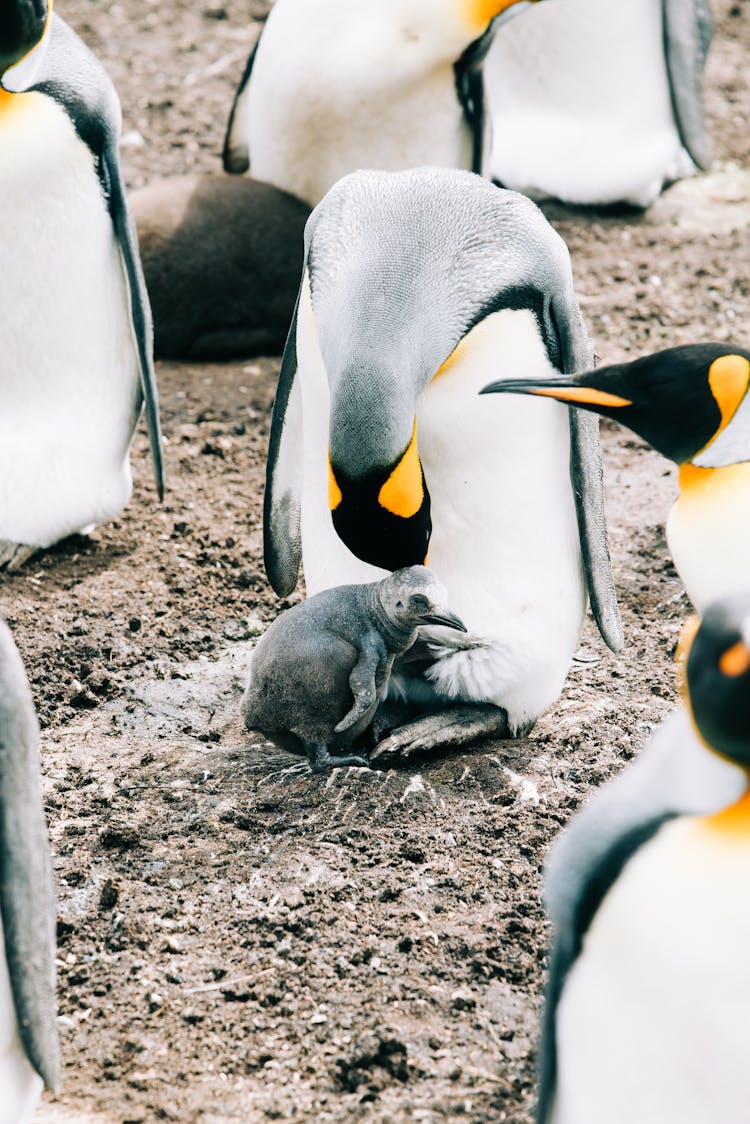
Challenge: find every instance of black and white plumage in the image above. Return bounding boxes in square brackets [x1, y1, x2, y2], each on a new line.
[0, 4, 163, 571]
[264, 167, 621, 754]
[538, 595, 750, 1124]
[0, 617, 59, 1122]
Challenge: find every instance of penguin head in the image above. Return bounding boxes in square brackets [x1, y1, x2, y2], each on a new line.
[305, 167, 576, 574]
[481, 344, 750, 467]
[378, 566, 467, 633]
[683, 594, 750, 767]
[0, 0, 49, 78]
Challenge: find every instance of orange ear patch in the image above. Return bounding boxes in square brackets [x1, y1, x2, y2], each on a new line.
[707, 354, 750, 437]
[719, 640, 750, 679]
[327, 456, 342, 511]
[378, 422, 424, 519]
[529, 386, 632, 408]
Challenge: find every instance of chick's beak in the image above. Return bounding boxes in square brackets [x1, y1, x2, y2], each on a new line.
[422, 610, 467, 633]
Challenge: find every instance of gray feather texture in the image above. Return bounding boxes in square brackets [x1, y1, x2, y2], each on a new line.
[0, 619, 59, 1091]
[663, 0, 713, 170]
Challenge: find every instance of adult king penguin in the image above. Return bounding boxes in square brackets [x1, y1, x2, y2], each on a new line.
[264, 168, 622, 755]
[0, 2, 163, 571]
[0, 618, 59, 1122]
[223, 0, 541, 207]
[482, 343, 750, 612]
[537, 594, 750, 1124]
[483, 0, 713, 208]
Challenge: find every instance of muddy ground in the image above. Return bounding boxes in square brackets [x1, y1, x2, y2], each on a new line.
[3, 1, 749, 1121]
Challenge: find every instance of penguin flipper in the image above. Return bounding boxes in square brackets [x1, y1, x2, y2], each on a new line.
[662, 0, 713, 170]
[0, 623, 59, 1093]
[549, 299, 623, 653]
[104, 142, 165, 499]
[568, 410, 623, 653]
[454, 28, 494, 175]
[264, 285, 304, 597]
[222, 17, 268, 174]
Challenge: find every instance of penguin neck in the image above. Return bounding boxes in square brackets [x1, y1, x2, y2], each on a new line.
[366, 587, 417, 654]
[0, 86, 15, 112]
[703, 782, 750, 837]
[678, 461, 750, 497]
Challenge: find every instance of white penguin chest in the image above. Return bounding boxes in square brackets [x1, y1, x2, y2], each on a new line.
[0, 92, 139, 546]
[0, 917, 43, 1124]
[247, 12, 471, 205]
[553, 811, 750, 1124]
[486, 0, 691, 207]
[666, 464, 750, 613]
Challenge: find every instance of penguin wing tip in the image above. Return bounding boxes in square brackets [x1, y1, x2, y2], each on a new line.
[223, 147, 250, 175]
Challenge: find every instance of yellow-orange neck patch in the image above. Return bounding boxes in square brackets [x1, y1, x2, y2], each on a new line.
[720, 640, 750, 679]
[462, 0, 532, 31]
[704, 786, 750, 837]
[706, 354, 750, 443]
[378, 421, 424, 519]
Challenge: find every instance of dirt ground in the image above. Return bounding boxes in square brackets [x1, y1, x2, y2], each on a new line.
[3, 1, 749, 1121]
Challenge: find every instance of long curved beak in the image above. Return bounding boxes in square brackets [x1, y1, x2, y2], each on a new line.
[422, 611, 467, 632]
[480, 377, 632, 409]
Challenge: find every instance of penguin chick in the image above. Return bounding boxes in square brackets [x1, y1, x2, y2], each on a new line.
[0, 4, 163, 571]
[482, 342, 750, 612]
[222, 0, 541, 206]
[537, 593, 750, 1124]
[242, 567, 466, 772]
[0, 617, 59, 1122]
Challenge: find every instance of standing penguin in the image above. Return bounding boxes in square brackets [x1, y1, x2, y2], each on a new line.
[483, 0, 713, 208]
[222, 0, 541, 207]
[482, 343, 750, 612]
[264, 167, 622, 755]
[0, 3, 163, 571]
[537, 594, 750, 1124]
[0, 618, 59, 1122]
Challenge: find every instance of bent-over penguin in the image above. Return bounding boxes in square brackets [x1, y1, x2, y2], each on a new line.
[264, 167, 622, 756]
[243, 566, 466, 772]
[0, 618, 59, 1122]
[483, 343, 750, 613]
[538, 595, 750, 1124]
[483, 0, 713, 208]
[0, 2, 163, 571]
[223, 0, 541, 207]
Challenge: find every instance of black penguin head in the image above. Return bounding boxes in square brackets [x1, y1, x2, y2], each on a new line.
[481, 343, 750, 465]
[377, 566, 466, 633]
[0, 0, 48, 77]
[328, 419, 432, 573]
[684, 594, 750, 767]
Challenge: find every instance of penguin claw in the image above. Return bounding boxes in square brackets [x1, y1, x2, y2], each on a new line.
[370, 704, 509, 761]
[0, 542, 37, 572]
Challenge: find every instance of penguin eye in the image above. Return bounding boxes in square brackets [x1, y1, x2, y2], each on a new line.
[409, 594, 428, 611]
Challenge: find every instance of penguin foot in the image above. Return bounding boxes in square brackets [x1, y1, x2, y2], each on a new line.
[370, 704, 509, 762]
[305, 742, 371, 774]
[0, 541, 37, 572]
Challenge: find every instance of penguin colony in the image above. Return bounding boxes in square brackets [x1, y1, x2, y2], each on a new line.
[0, 0, 746, 1120]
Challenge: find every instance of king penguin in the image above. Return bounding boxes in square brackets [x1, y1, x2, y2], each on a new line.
[537, 593, 750, 1124]
[0, 2, 163, 571]
[264, 167, 622, 755]
[222, 0, 541, 207]
[482, 0, 713, 208]
[0, 617, 59, 1122]
[482, 343, 750, 613]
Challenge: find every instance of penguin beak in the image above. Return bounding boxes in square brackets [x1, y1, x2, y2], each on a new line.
[422, 610, 467, 633]
[480, 376, 632, 409]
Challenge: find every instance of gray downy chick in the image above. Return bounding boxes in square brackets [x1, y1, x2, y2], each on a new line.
[242, 566, 466, 772]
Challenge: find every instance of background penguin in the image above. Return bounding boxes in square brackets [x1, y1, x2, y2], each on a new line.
[222, 0, 541, 207]
[537, 594, 750, 1124]
[132, 174, 311, 361]
[0, 3, 163, 572]
[264, 167, 622, 756]
[0, 617, 59, 1122]
[482, 343, 750, 612]
[483, 0, 713, 208]
[242, 566, 466, 772]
